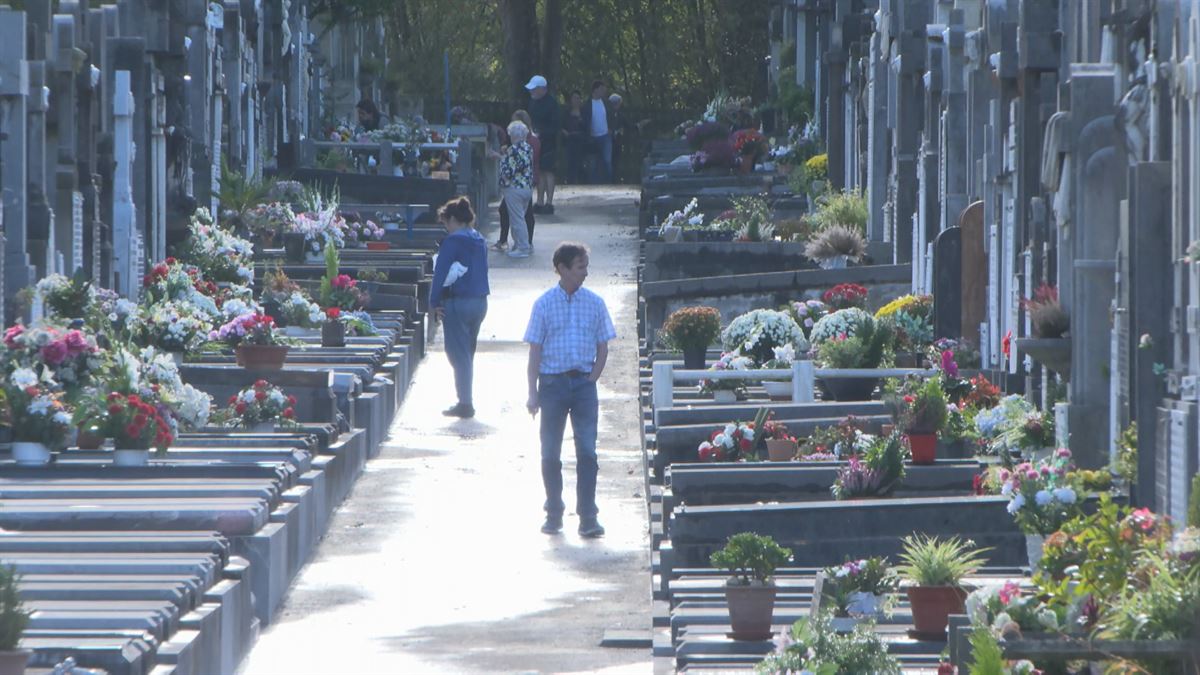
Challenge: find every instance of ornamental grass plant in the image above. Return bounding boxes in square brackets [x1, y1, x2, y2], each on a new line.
[804, 224, 866, 265]
[896, 534, 991, 588]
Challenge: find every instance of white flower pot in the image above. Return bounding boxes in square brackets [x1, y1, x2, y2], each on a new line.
[1025, 534, 1045, 570]
[846, 592, 883, 619]
[817, 255, 849, 270]
[11, 442, 50, 466]
[712, 390, 737, 404]
[113, 448, 150, 466]
[762, 380, 792, 401]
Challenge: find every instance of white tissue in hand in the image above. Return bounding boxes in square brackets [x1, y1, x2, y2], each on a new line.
[443, 262, 468, 286]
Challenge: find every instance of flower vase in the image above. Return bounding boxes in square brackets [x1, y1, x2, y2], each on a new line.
[11, 442, 51, 466]
[235, 344, 290, 370]
[762, 381, 792, 401]
[283, 233, 306, 262]
[765, 438, 798, 462]
[845, 592, 883, 619]
[817, 255, 849, 270]
[712, 390, 737, 404]
[321, 320, 346, 347]
[169, 351, 184, 367]
[907, 433, 938, 465]
[113, 448, 150, 466]
[1025, 534, 1046, 570]
[682, 344, 707, 370]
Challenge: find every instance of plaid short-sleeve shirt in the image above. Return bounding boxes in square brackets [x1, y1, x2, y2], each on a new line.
[524, 285, 617, 374]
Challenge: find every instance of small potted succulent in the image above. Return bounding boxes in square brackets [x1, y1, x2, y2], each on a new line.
[0, 564, 30, 675]
[660, 306, 722, 370]
[710, 532, 792, 640]
[895, 534, 991, 638]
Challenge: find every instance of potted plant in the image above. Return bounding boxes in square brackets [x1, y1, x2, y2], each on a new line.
[755, 613, 901, 674]
[814, 318, 893, 401]
[709, 532, 793, 640]
[830, 432, 906, 499]
[660, 306, 722, 370]
[875, 295, 934, 365]
[804, 224, 866, 270]
[760, 344, 797, 401]
[319, 243, 369, 312]
[135, 301, 212, 363]
[2, 381, 72, 466]
[720, 309, 808, 366]
[1015, 283, 1071, 380]
[33, 271, 94, 320]
[760, 417, 797, 461]
[697, 409, 768, 462]
[788, 299, 830, 339]
[0, 565, 30, 675]
[820, 557, 899, 628]
[885, 377, 949, 464]
[896, 534, 991, 638]
[699, 352, 754, 403]
[88, 391, 174, 466]
[211, 312, 289, 370]
[999, 448, 1080, 568]
[821, 283, 870, 311]
[657, 198, 705, 242]
[216, 380, 297, 432]
[732, 129, 769, 174]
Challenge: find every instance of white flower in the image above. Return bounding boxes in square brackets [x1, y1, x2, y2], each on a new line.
[742, 427, 755, 442]
[9, 368, 38, 389]
[1052, 487, 1076, 504]
[241, 390, 257, 404]
[27, 397, 53, 415]
[1007, 494, 1026, 514]
[1035, 490, 1053, 506]
[1036, 608, 1059, 630]
[52, 411, 72, 426]
[269, 390, 286, 405]
[712, 433, 728, 448]
[1000, 481, 1014, 497]
[723, 424, 736, 437]
[991, 611, 1013, 632]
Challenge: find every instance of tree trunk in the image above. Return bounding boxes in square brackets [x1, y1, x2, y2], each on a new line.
[541, 0, 565, 96]
[498, 0, 540, 107]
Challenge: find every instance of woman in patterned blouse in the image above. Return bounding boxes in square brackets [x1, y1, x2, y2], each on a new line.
[498, 120, 535, 258]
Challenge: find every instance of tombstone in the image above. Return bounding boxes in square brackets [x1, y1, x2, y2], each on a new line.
[933, 226, 962, 341]
[0, 9, 35, 321]
[959, 201, 985, 343]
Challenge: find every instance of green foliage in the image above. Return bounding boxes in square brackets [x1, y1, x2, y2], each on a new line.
[967, 625, 1006, 675]
[725, 195, 775, 242]
[0, 565, 29, 651]
[660, 306, 722, 352]
[319, 242, 339, 308]
[816, 319, 892, 369]
[811, 189, 868, 233]
[755, 614, 901, 675]
[710, 532, 792, 585]
[774, 68, 814, 127]
[1104, 551, 1200, 641]
[218, 160, 269, 218]
[896, 534, 991, 587]
[1116, 422, 1138, 486]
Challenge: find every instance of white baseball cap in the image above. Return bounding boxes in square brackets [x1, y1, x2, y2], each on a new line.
[524, 75, 548, 90]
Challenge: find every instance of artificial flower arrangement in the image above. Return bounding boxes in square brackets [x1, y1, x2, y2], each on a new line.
[275, 291, 324, 329]
[216, 379, 298, 429]
[820, 557, 899, 618]
[699, 351, 754, 397]
[965, 580, 1064, 639]
[209, 312, 281, 347]
[290, 208, 347, 256]
[318, 244, 369, 311]
[974, 394, 1056, 457]
[830, 432, 906, 499]
[697, 421, 756, 462]
[87, 391, 173, 453]
[1000, 449, 1080, 536]
[179, 207, 255, 284]
[720, 309, 808, 365]
[35, 271, 95, 319]
[798, 416, 870, 460]
[259, 267, 321, 328]
[140, 257, 224, 324]
[788, 299, 829, 338]
[1, 323, 100, 392]
[875, 294, 934, 353]
[323, 307, 379, 337]
[135, 347, 211, 432]
[136, 301, 212, 354]
[1, 375, 74, 449]
[822, 283, 869, 310]
[342, 216, 385, 246]
[244, 201, 296, 242]
[658, 198, 706, 237]
[88, 288, 139, 336]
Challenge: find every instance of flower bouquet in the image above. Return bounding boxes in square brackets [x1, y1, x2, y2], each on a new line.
[657, 198, 706, 239]
[210, 313, 289, 370]
[875, 294, 934, 355]
[788, 299, 829, 338]
[974, 395, 1056, 458]
[1, 324, 100, 393]
[699, 351, 754, 401]
[133, 347, 211, 432]
[697, 421, 756, 462]
[179, 207, 255, 284]
[822, 283, 869, 310]
[341, 217, 385, 247]
[732, 129, 768, 171]
[660, 306, 721, 369]
[217, 379, 297, 431]
[136, 301, 212, 356]
[35, 272, 95, 319]
[2, 377, 73, 459]
[820, 557, 899, 620]
[244, 201, 296, 245]
[1000, 449, 1080, 536]
[720, 309, 808, 365]
[88, 391, 173, 462]
[965, 580, 1063, 637]
[289, 209, 347, 258]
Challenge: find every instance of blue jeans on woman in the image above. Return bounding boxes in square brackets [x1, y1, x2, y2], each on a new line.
[442, 296, 488, 407]
[538, 372, 599, 519]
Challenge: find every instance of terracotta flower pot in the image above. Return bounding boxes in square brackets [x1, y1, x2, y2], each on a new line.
[366, 241, 390, 251]
[235, 344, 289, 370]
[906, 585, 967, 637]
[907, 433, 938, 464]
[0, 649, 31, 675]
[76, 428, 104, 451]
[765, 438, 798, 462]
[725, 582, 777, 640]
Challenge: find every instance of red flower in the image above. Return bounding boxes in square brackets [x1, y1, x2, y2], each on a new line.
[124, 424, 141, 438]
[165, 257, 177, 265]
[109, 404, 124, 415]
[24, 386, 39, 397]
[1002, 330, 1012, 358]
[739, 438, 752, 452]
[235, 402, 247, 414]
[134, 414, 147, 426]
[2, 325, 23, 348]
[325, 307, 341, 319]
[254, 380, 268, 388]
[40, 340, 69, 366]
[283, 407, 295, 418]
[255, 390, 267, 401]
[128, 395, 141, 405]
[287, 395, 297, 406]
[332, 274, 355, 290]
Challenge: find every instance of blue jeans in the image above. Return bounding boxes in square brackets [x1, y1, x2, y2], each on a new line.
[539, 372, 599, 519]
[589, 133, 612, 183]
[442, 296, 487, 407]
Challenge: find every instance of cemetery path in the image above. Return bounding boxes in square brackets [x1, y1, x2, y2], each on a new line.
[240, 186, 651, 674]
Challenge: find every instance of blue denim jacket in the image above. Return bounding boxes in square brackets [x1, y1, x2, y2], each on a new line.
[429, 229, 490, 308]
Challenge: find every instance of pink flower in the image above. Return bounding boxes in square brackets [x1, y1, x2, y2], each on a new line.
[64, 330, 89, 353]
[3, 325, 23, 348]
[998, 581, 1020, 605]
[940, 350, 959, 378]
[1026, 470, 1039, 480]
[332, 274, 355, 290]
[1055, 448, 1071, 459]
[40, 340, 69, 365]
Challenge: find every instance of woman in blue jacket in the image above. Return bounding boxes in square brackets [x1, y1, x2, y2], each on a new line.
[430, 197, 490, 418]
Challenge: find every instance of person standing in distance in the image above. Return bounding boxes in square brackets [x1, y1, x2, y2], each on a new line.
[429, 197, 489, 418]
[580, 79, 614, 183]
[526, 75, 562, 214]
[524, 243, 616, 537]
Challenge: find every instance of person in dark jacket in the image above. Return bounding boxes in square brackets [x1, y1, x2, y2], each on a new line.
[562, 90, 586, 185]
[526, 75, 562, 214]
[355, 98, 385, 133]
[580, 80, 614, 183]
[430, 196, 490, 418]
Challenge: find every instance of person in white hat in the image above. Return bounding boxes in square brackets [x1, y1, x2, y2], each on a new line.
[525, 75, 562, 214]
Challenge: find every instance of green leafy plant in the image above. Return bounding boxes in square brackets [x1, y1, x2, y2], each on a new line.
[660, 306, 722, 353]
[967, 625, 1006, 675]
[896, 534, 991, 587]
[885, 377, 949, 435]
[1117, 422, 1138, 487]
[710, 532, 792, 586]
[816, 320, 892, 369]
[0, 565, 29, 651]
[810, 188, 867, 232]
[831, 433, 907, 500]
[218, 160, 270, 221]
[755, 613, 901, 675]
[1102, 551, 1200, 642]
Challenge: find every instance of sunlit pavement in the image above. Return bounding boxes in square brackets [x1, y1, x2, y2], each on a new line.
[240, 187, 651, 674]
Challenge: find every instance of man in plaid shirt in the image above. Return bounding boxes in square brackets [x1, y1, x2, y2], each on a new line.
[524, 243, 617, 538]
